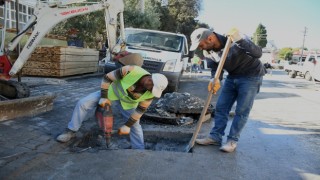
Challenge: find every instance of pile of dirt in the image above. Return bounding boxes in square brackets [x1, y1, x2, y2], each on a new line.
[142, 92, 214, 125]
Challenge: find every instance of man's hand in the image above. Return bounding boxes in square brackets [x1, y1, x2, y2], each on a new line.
[98, 98, 111, 107]
[227, 28, 242, 42]
[113, 51, 130, 61]
[118, 125, 130, 135]
[208, 78, 221, 94]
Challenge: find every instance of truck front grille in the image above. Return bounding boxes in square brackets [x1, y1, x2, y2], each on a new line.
[142, 60, 165, 73]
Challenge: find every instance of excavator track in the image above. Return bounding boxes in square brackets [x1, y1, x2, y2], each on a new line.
[0, 79, 30, 100]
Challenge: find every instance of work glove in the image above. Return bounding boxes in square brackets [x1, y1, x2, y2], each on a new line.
[227, 28, 242, 42]
[118, 125, 130, 135]
[208, 78, 221, 94]
[98, 98, 111, 107]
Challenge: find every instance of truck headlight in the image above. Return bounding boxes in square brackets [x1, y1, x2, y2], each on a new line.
[163, 59, 177, 72]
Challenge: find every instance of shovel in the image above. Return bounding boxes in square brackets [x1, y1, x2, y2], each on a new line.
[185, 37, 232, 152]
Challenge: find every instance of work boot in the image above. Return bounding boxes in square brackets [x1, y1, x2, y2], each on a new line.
[195, 137, 220, 146]
[56, 129, 76, 143]
[220, 141, 237, 153]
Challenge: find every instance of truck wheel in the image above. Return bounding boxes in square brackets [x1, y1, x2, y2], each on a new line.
[289, 71, 297, 78]
[305, 72, 312, 81]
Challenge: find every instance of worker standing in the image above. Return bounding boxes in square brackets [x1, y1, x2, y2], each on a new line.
[57, 53, 168, 149]
[191, 54, 201, 73]
[189, 28, 266, 153]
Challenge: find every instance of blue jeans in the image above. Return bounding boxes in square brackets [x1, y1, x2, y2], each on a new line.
[68, 91, 144, 149]
[113, 100, 145, 149]
[192, 64, 200, 73]
[210, 76, 263, 142]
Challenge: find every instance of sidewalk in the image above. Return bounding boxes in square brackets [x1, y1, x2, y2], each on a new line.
[0, 71, 319, 179]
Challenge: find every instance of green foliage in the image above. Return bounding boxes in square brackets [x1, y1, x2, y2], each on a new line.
[51, 11, 106, 48]
[160, 0, 201, 33]
[50, 0, 205, 48]
[278, 47, 293, 60]
[123, 0, 161, 29]
[252, 23, 267, 48]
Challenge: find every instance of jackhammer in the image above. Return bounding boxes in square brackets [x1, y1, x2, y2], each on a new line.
[95, 105, 113, 148]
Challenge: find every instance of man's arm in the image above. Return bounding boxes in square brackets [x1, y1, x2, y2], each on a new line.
[235, 37, 262, 58]
[100, 65, 134, 98]
[227, 28, 262, 59]
[125, 98, 153, 127]
[118, 98, 153, 135]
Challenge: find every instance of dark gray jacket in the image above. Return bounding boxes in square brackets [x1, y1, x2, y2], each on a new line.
[207, 34, 266, 78]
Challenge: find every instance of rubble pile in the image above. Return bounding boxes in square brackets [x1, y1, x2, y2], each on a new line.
[142, 92, 214, 125]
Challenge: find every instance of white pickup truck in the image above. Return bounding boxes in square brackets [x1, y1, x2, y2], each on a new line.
[104, 28, 190, 92]
[285, 52, 320, 81]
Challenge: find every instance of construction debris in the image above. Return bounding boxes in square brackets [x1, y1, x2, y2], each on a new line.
[142, 92, 214, 125]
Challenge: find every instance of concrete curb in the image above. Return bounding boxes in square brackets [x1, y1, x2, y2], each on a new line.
[0, 92, 56, 121]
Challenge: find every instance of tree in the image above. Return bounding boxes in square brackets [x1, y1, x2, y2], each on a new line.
[50, 0, 204, 48]
[50, 0, 111, 48]
[252, 23, 267, 48]
[51, 0, 161, 48]
[160, 0, 201, 33]
[123, 0, 161, 29]
[278, 47, 293, 60]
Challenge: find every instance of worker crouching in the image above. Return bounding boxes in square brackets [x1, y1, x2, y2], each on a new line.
[57, 53, 168, 149]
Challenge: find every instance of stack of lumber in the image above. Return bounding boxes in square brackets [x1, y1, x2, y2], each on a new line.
[22, 46, 99, 77]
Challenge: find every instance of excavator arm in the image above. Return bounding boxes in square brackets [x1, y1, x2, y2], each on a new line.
[9, 0, 125, 75]
[0, 0, 125, 99]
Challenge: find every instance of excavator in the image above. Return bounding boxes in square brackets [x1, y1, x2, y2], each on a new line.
[0, 0, 126, 100]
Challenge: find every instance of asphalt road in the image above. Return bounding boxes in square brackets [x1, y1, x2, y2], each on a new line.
[0, 69, 319, 179]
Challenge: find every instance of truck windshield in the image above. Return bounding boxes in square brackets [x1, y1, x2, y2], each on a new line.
[125, 29, 183, 52]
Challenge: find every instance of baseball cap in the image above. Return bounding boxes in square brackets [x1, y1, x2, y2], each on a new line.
[118, 53, 144, 67]
[190, 28, 213, 51]
[151, 73, 168, 98]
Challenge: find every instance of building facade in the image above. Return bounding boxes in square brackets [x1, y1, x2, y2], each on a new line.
[0, 0, 36, 29]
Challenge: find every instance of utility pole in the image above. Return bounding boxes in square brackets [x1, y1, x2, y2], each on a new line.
[139, 0, 145, 13]
[300, 27, 307, 62]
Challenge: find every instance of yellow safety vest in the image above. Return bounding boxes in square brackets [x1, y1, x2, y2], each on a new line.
[108, 66, 154, 110]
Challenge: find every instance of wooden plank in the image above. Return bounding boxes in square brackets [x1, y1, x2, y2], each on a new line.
[33, 46, 65, 55]
[29, 54, 62, 62]
[28, 54, 99, 62]
[24, 61, 98, 69]
[24, 46, 99, 77]
[61, 67, 98, 76]
[63, 55, 98, 62]
[22, 67, 97, 77]
[63, 47, 99, 56]
[32, 46, 98, 56]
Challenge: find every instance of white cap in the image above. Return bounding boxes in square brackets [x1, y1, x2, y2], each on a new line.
[151, 73, 168, 98]
[190, 28, 213, 51]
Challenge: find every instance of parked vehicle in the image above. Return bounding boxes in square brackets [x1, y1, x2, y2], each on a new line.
[104, 28, 190, 92]
[285, 52, 320, 81]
